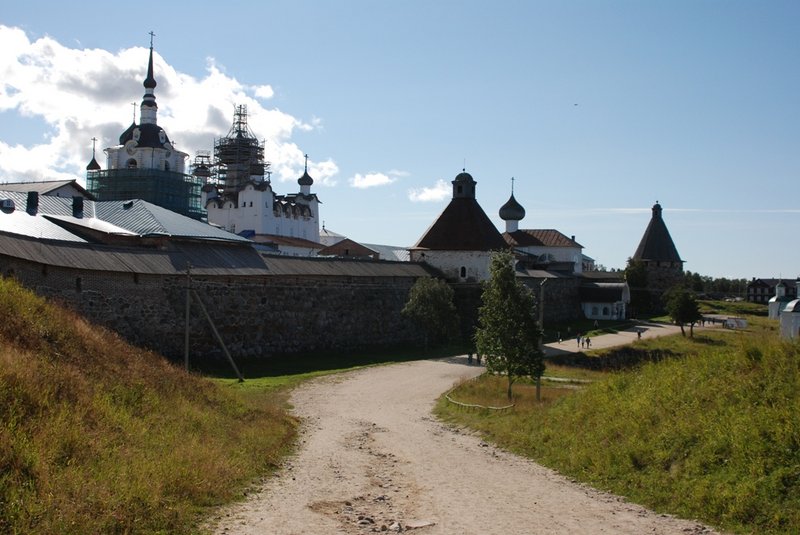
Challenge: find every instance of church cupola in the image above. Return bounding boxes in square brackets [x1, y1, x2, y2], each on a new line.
[140, 32, 158, 125]
[298, 153, 314, 195]
[452, 169, 476, 199]
[86, 137, 101, 171]
[499, 177, 525, 232]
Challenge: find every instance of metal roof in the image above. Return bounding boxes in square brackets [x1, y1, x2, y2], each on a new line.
[0, 232, 270, 276]
[260, 255, 433, 278]
[504, 229, 583, 248]
[94, 199, 250, 242]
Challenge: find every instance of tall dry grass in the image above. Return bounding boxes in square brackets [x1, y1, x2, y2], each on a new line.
[0, 277, 296, 534]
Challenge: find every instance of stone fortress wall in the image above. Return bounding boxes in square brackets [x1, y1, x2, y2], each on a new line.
[0, 254, 425, 361]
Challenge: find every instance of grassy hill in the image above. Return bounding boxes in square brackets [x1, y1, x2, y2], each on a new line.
[0, 277, 296, 534]
[437, 311, 800, 534]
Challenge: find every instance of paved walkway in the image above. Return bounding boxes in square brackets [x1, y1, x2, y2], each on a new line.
[543, 320, 711, 357]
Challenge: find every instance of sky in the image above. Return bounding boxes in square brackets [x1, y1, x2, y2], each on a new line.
[1, 1, 798, 279]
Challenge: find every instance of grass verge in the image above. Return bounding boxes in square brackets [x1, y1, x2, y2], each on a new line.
[0, 277, 296, 534]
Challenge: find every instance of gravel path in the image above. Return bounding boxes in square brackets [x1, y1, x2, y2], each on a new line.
[209, 356, 719, 534]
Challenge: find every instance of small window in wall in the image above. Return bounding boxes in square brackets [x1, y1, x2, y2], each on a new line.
[41, 264, 48, 276]
[126, 159, 137, 169]
[250, 201, 253, 207]
[133, 273, 139, 284]
[164, 161, 170, 171]
[602, 306, 609, 316]
[457, 185, 463, 194]
[76, 277, 82, 293]
[460, 266, 467, 278]
[591, 306, 599, 316]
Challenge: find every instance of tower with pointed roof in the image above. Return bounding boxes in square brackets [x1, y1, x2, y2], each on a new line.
[409, 170, 507, 281]
[631, 201, 684, 293]
[86, 35, 203, 219]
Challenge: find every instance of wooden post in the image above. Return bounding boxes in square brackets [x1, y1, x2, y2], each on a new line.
[537, 279, 547, 402]
[184, 263, 191, 371]
[191, 289, 244, 382]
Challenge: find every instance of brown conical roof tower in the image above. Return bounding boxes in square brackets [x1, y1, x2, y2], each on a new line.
[633, 202, 683, 264]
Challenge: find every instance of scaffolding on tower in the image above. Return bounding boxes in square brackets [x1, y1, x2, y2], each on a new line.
[211, 105, 269, 196]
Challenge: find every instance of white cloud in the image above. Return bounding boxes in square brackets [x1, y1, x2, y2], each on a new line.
[253, 84, 274, 99]
[408, 179, 450, 202]
[350, 172, 395, 189]
[0, 25, 338, 188]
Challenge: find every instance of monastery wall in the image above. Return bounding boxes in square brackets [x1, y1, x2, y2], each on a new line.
[0, 255, 424, 361]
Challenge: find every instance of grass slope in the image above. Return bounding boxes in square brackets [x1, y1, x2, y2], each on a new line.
[0, 278, 296, 534]
[437, 318, 800, 534]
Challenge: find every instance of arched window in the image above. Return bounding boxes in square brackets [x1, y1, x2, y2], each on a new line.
[460, 266, 467, 278]
[164, 161, 170, 171]
[126, 159, 137, 169]
[602, 306, 610, 316]
[592, 306, 599, 316]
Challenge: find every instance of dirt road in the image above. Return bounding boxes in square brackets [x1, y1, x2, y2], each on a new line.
[210, 357, 717, 534]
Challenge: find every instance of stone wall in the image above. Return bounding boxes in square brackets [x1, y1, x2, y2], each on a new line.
[0, 254, 424, 361]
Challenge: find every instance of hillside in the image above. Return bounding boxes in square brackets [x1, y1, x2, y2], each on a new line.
[437, 316, 800, 534]
[0, 277, 296, 534]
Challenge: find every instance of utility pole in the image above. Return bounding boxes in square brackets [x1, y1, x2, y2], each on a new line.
[537, 278, 547, 402]
[185, 263, 191, 371]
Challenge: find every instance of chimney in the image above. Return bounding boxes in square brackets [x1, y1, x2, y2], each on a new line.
[26, 191, 39, 214]
[72, 196, 84, 218]
[571, 235, 575, 242]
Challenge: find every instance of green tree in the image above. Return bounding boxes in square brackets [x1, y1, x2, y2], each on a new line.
[402, 277, 459, 348]
[475, 251, 544, 401]
[624, 257, 652, 314]
[665, 286, 702, 337]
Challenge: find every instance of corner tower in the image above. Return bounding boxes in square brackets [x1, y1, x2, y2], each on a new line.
[631, 201, 684, 292]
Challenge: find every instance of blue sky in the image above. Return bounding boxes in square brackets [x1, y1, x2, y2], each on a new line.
[1, 1, 798, 279]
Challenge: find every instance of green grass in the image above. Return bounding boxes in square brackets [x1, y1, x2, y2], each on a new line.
[0, 277, 297, 534]
[436, 307, 800, 534]
[0, 277, 466, 534]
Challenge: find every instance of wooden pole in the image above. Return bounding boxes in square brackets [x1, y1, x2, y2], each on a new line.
[537, 279, 547, 402]
[184, 263, 191, 371]
[191, 289, 244, 382]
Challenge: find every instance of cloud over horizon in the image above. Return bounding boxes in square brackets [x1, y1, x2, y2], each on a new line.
[408, 179, 449, 202]
[0, 25, 338, 186]
[349, 169, 407, 189]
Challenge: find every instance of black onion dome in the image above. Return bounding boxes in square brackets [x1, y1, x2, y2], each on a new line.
[298, 170, 314, 186]
[119, 122, 137, 145]
[118, 123, 170, 148]
[86, 157, 101, 171]
[499, 193, 525, 221]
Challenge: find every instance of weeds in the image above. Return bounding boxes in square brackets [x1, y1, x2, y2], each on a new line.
[0, 278, 296, 534]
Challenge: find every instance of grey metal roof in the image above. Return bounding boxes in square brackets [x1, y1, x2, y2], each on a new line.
[0, 190, 249, 244]
[94, 199, 250, 242]
[0, 206, 87, 242]
[259, 255, 433, 278]
[362, 243, 411, 262]
[0, 232, 269, 276]
[0, 179, 91, 197]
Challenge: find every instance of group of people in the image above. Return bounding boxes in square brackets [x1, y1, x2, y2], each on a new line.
[576, 334, 591, 349]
